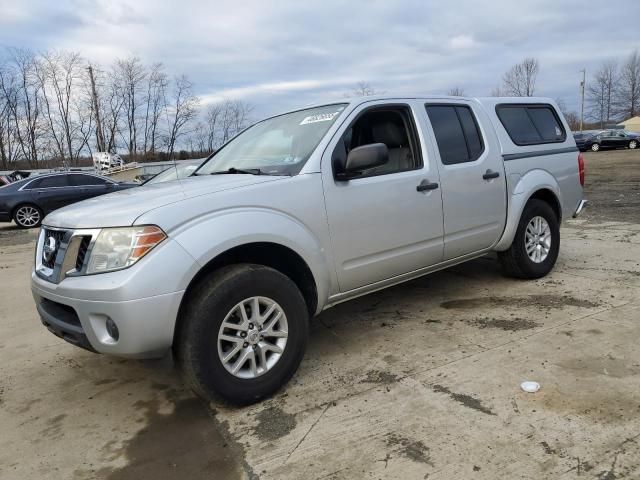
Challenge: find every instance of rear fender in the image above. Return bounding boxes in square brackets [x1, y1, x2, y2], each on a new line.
[494, 169, 561, 251]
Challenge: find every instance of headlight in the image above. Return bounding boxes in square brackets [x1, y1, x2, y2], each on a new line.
[86, 225, 166, 274]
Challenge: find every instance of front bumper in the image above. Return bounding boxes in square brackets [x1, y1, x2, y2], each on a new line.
[31, 234, 200, 358]
[573, 199, 587, 218]
[32, 277, 184, 358]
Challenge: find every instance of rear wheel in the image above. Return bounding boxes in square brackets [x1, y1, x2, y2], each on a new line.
[590, 143, 600, 152]
[175, 264, 309, 405]
[629, 140, 638, 149]
[499, 199, 560, 279]
[13, 204, 42, 228]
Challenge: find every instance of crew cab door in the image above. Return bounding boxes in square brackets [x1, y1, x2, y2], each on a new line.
[424, 102, 506, 260]
[322, 101, 444, 293]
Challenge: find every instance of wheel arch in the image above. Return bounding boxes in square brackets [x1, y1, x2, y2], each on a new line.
[174, 241, 319, 346]
[494, 170, 562, 251]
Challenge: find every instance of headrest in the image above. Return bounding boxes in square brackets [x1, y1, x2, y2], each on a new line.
[372, 121, 407, 148]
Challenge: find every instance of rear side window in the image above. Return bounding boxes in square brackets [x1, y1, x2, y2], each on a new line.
[425, 105, 484, 165]
[69, 174, 108, 186]
[31, 176, 69, 188]
[496, 104, 565, 146]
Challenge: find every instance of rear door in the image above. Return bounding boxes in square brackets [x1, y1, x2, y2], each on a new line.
[68, 174, 113, 200]
[424, 102, 506, 260]
[29, 175, 73, 213]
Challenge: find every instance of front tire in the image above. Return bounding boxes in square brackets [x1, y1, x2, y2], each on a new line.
[590, 143, 600, 152]
[499, 199, 560, 279]
[13, 204, 43, 228]
[629, 140, 638, 149]
[175, 264, 309, 405]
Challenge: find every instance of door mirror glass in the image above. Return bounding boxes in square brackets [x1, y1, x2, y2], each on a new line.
[337, 143, 389, 180]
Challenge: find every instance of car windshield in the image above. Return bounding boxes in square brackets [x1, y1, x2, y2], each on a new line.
[145, 163, 201, 185]
[196, 104, 347, 176]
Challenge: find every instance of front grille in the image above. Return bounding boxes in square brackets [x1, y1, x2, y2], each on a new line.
[76, 236, 92, 271]
[42, 229, 67, 269]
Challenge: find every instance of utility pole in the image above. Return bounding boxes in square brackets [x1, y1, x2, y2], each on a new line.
[580, 69, 586, 132]
[87, 64, 106, 152]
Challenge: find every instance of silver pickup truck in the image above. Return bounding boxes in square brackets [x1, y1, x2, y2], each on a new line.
[31, 95, 586, 404]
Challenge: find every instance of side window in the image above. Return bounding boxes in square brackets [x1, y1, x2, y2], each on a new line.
[496, 104, 566, 146]
[35, 176, 69, 188]
[23, 178, 42, 190]
[69, 174, 108, 186]
[425, 105, 484, 165]
[332, 106, 422, 178]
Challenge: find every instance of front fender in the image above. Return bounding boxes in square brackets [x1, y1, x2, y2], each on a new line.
[170, 207, 332, 313]
[493, 169, 562, 251]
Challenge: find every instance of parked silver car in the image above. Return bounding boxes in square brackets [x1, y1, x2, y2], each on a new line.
[32, 95, 585, 404]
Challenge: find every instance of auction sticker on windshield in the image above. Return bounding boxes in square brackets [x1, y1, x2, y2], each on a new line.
[300, 111, 341, 125]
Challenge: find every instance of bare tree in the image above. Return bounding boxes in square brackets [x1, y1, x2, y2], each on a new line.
[348, 81, 382, 97]
[36, 50, 88, 167]
[555, 97, 580, 131]
[615, 50, 640, 119]
[164, 75, 199, 160]
[0, 49, 43, 167]
[142, 62, 168, 156]
[447, 86, 465, 96]
[114, 56, 146, 158]
[204, 102, 223, 151]
[587, 61, 618, 128]
[502, 57, 539, 96]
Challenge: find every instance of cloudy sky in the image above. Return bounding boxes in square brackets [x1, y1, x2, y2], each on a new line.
[1, 0, 638, 118]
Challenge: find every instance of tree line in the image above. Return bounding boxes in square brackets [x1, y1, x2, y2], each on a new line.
[0, 48, 252, 170]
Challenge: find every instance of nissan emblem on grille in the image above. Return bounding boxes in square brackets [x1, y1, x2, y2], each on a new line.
[43, 235, 58, 264]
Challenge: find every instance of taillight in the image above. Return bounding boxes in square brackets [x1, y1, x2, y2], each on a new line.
[578, 152, 585, 187]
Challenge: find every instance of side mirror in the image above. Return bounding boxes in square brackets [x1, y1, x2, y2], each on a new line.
[336, 143, 389, 180]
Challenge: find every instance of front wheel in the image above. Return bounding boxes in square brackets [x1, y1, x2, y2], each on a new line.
[629, 140, 638, 149]
[175, 264, 309, 405]
[499, 199, 560, 279]
[590, 143, 600, 152]
[13, 204, 43, 228]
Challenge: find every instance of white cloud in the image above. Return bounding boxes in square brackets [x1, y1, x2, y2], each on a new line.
[449, 34, 475, 50]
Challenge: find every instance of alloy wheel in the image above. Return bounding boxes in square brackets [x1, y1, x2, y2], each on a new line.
[525, 216, 552, 263]
[217, 296, 288, 379]
[15, 206, 41, 228]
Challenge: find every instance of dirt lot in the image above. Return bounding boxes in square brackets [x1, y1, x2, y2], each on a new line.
[1, 149, 639, 480]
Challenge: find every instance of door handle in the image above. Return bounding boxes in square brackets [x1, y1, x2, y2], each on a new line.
[416, 180, 439, 192]
[483, 169, 500, 180]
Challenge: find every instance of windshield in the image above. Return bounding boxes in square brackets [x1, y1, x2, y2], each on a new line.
[196, 104, 347, 176]
[145, 163, 201, 185]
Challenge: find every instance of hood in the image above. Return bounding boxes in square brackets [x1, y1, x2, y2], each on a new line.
[44, 174, 286, 229]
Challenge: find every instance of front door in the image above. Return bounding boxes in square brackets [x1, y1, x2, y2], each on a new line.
[322, 102, 444, 293]
[424, 103, 507, 260]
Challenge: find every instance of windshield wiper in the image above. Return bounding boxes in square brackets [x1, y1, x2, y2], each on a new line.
[210, 167, 263, 175]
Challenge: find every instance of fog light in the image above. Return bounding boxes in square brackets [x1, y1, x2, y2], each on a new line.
[106, 318, 119, 341]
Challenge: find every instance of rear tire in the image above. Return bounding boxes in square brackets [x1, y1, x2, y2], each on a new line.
[175, 264, 309, 405]
[590, 143, 600, 152]
[629, 140, 638, 149]
[13, 204, 42, 229]
[499, 199, 560, 279]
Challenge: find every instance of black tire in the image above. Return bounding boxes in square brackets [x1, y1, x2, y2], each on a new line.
[13, 204, 43, 229]
[590, 143, 600, 152]
[629, 140, 638, 150]
[499, 199, 560, 279]
[175, 264, 309, 405]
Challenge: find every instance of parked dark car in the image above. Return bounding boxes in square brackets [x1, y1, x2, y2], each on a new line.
[574, 130, 639, 152]
[0, 172, 136, 228]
